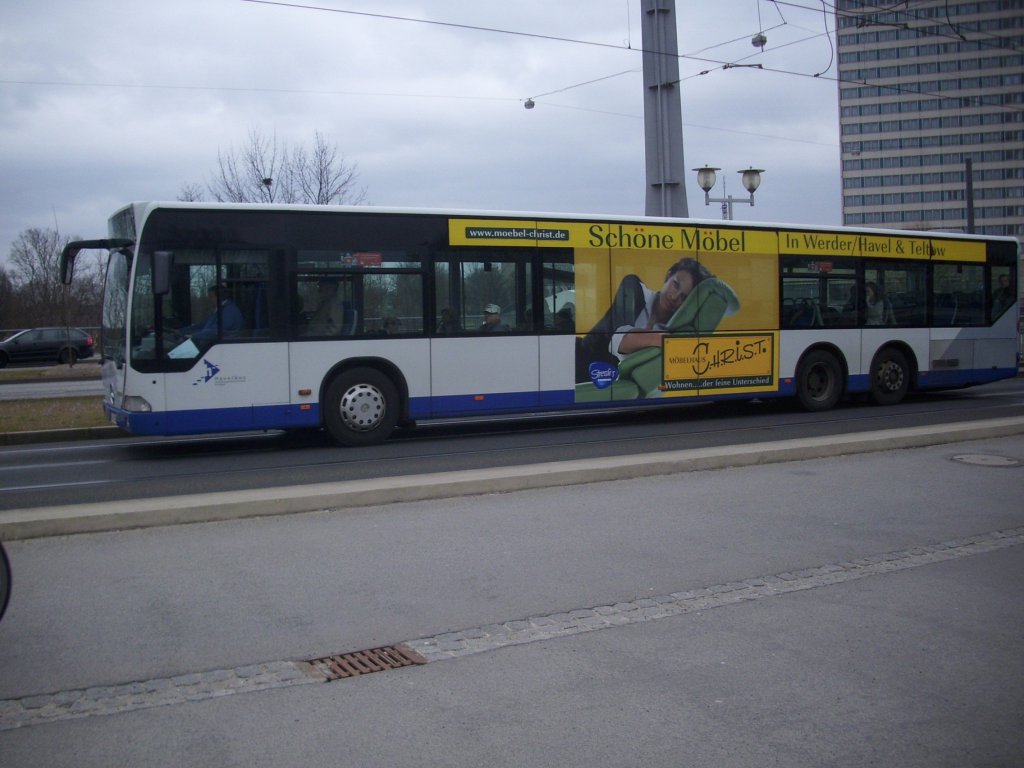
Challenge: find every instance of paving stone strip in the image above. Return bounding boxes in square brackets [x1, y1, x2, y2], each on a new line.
[3, 526, 1022, 731]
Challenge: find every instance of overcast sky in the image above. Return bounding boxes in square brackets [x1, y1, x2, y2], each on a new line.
[0, 0, 844, 268]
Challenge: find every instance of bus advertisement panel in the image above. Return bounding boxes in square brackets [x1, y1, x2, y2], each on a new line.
[450, 218, 782, 402]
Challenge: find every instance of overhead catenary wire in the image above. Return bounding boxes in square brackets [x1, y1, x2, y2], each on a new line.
[240, 0, 1022, 115]
[4, 1, 1018, 118]
[241, 0, 1023, 59]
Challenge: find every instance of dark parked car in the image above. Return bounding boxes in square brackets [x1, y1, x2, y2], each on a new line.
[0, 327, 95, 367]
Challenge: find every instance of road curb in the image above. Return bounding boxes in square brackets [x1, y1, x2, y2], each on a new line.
[3, 416, 1024, 540]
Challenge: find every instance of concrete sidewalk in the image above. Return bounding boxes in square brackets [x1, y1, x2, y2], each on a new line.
[4, 415, 1024, 540]
[1, 428, 1022, 766]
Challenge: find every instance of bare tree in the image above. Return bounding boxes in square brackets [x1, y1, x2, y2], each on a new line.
[180, 127, 366, 205]
[9, 227, 64, 313]
[178, 183, 205, 202]
[6, 227, 103, 329]
[291, 130, 367, 205]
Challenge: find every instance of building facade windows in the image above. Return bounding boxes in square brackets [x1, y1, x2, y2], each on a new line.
[836, 1, 1021, 239]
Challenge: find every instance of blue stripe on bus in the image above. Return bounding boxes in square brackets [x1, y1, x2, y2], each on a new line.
[104, 402, 322, 436]
[411, 389, 576, 419]
[915, 366, 1017, 390]
[103, 365, 1016, 437]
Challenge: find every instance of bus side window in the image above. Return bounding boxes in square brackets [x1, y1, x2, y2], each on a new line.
[865, 263, 926, 327]
[780, 256, 857, 329]
[933, 263, 983, 327]
[542, 259, 575, 334]
[363, 271, 423, 335]
[443, 251, 531, 333]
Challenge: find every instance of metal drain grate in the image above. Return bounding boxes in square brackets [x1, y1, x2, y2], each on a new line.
[310, 644, 428, 681]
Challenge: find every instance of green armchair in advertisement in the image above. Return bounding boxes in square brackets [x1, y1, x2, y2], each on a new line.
[616, 277, 740, 398]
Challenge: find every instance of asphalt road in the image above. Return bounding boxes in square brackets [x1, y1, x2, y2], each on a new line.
[2, 378, 1023, 514]
[0, 432, 1021, 766]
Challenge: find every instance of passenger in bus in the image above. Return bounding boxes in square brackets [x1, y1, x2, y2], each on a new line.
[864, 282, 895, 325]
[553, 306, 575, 333]
[480, 304, 509, 332]
[993, 273, 1014, 315]
[182, 284, 245, 342]
[306, 278, 343, 336]
[436, 306, 461, 334]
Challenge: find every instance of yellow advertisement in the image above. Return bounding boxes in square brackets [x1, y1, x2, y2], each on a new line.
[449, 219, 779, 256]
[778, 230, 985, 263]
[568, 233, 779, 402]
[662, 333, 778, 395]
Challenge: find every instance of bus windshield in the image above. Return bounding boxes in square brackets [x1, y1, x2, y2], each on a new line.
[101, 248, 130, 367]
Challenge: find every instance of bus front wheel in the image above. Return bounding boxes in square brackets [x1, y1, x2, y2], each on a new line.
[796, 350, 842, 412]
[869, 348, 910, 406]
[324, 368, 400, 446]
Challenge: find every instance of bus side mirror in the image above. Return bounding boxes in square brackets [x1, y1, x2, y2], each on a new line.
[59, 238, 135, 285]
[60, 244, 80, 285]
[152, 251, 174, 296]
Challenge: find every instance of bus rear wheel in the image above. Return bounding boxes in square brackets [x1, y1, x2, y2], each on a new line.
[796, 350, 842, 412]
[869, 348, 910, 406]
[323, 367, 400, 446]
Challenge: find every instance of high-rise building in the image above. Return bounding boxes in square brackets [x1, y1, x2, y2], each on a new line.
[835, 0, 1023, 239]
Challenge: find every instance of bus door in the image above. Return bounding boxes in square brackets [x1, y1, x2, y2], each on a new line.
[430, 253, 540, 416]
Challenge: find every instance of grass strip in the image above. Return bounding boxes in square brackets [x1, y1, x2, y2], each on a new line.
[0, 364, 101, 383]
[0, 396, 107, 433]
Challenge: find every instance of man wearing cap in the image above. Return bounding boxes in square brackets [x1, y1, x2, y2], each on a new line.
[480, 303, 509, 332]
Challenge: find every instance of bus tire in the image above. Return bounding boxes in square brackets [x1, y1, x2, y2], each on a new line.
[796, 350, 842, 412]
[323, 367, 400, 446]
[869, 347, 909, 406]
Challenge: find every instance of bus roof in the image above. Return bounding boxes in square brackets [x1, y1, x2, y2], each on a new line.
[118, 201, 1019, 246]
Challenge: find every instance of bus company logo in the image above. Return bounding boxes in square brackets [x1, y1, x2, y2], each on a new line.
[194, 359, 220, 386]
[192, 360, 248, 387]
[588, 361, 619, 389]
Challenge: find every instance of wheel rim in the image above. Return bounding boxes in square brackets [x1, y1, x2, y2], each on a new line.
[338, 382, 386, 433]
[806, 363, 833, 402]
[876, 359, 905, 393]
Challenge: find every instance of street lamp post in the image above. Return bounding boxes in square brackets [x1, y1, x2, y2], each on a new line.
[693, 166, 764, 220]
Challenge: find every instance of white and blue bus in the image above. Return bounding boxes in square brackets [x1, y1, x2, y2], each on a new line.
[61, 202, 1020, 445]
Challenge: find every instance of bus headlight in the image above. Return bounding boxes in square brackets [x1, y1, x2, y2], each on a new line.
[121, 396, 153, 413]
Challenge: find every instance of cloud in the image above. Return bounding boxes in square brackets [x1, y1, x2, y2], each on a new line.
[0, 0, 843, 270]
